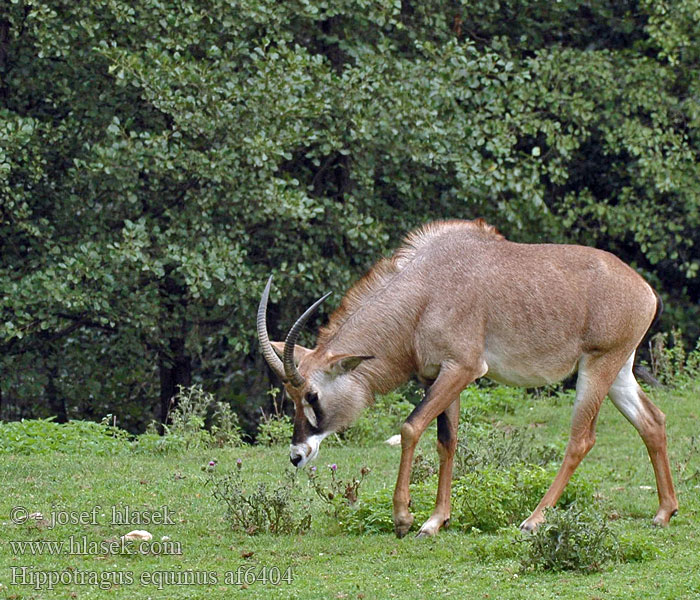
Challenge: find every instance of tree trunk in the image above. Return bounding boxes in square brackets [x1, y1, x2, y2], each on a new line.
[158, 335, 192, 426]
[46, 364, 67, 423]
[157, 272, 192, 428]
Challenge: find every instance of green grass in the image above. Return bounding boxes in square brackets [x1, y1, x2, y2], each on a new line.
[1, 382, 700, 599]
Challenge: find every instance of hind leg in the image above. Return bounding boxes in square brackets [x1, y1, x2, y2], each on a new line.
[608, 354, 678, 525]
[520, 352, 621, 532]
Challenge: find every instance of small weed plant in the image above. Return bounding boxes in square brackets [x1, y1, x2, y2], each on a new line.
[210, 400, 245, 447]
[307, 463, 370, 518]
[210, 462, 312, 535]
[256, 387, 294, 446]
[520, 503, 619, 572]
[410, 451, 438, 484]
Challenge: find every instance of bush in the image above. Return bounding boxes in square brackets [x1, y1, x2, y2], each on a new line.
[520, 504, 620, 572]
[339, 465, 593, 535]
[459, 385, 527, 418]
[451, 466, 592, 533]
[0, 416, 130, 456]
[256, 414, 294, 447]
[133, 385, 244, 453]
[650, 330, 700, 388]
[454, 421, 562, 476]
[338, 415, 589, 535]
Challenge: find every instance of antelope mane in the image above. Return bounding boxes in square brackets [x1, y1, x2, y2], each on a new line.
[318, 218, 503, 345]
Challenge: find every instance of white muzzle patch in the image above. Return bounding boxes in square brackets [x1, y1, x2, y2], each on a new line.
[290, 433, 329, 468]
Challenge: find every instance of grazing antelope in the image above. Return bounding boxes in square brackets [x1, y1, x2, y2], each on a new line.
[257, 219, 678, 537]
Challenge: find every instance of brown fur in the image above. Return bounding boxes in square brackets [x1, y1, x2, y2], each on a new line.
[318, 219, 503, 346]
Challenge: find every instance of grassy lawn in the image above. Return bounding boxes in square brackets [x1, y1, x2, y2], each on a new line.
[1, 381, 699, 599]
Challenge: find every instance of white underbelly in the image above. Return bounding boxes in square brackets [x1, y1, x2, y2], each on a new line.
[484, 353, 579, 387]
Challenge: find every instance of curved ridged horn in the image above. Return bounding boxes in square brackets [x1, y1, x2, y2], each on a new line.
[257, 276, 285, 380]
[284, 290, 332, 388]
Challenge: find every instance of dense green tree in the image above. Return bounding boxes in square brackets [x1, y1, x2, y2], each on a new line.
[1, 1, 698, 430]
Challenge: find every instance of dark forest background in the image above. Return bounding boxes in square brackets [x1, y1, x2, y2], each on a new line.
[1, 0, 698, 435]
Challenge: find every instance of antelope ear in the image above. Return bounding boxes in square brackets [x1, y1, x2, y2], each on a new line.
[327, 354, 374, 376]
[270, 341, 312, 366]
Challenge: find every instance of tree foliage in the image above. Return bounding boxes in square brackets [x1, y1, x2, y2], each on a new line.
[1, 0, 698, 429]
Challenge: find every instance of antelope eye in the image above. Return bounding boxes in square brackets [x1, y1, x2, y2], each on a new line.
[305, 391, 319, 405]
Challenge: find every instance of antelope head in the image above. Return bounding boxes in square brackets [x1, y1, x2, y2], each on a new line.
[257, 276, 373, 468]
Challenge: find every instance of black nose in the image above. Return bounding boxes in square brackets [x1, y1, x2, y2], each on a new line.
[290, 454, 302, 467]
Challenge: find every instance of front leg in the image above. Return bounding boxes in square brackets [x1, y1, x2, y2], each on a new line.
[417, 397, 459, 537]
[392, 420, 418, 538]
[392, 363, 481, 538]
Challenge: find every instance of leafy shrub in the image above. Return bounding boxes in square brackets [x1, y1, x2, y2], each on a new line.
[255, 388, 294, 446]
[134, 385, 244, 453]
[650, 329, 700, 387]
[0, 416, 130, 456]
[337, 415, 589, 535]
[410, 451, 438, 484]
[256, 414, 293, 446]
[452, 466, 591, 533]
[209, 468, 311, 535]
[210, 401, 245, 447]
[520, 504, 620, 572]
[342, 390, 416, 444]
[454, 421, 561, 477]
[338, 465, 593, 535]
[459, 385, 526, 419]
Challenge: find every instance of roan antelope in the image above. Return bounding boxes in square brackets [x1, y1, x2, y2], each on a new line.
[257, 219, 678, 537]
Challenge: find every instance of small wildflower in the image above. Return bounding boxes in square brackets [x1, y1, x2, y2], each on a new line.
[236, 458, 242, 469]
[310, 466, 317, 473]
[201, 460, 217, 472]
[330, 464, 337, 472]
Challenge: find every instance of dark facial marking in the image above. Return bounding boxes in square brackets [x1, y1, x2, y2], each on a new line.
[291, 399, 323, 445]
[305, 390, 324, 428]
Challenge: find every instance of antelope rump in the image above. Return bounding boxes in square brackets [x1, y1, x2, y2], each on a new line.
[257, 219, 678, 537]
